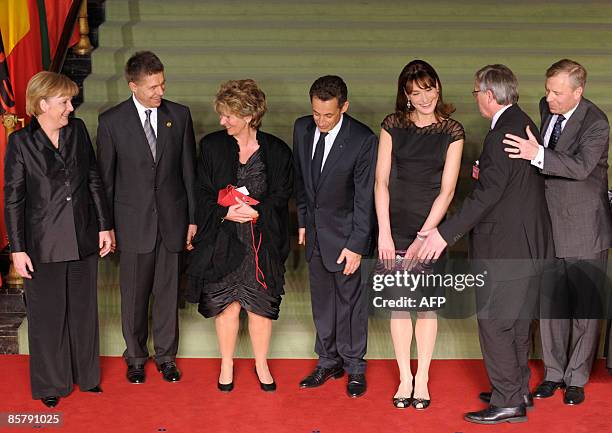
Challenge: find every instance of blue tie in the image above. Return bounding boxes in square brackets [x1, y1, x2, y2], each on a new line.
[548, 114, 565, 150]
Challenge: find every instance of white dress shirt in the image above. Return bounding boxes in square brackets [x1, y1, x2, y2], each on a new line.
[132, 94, 158, 136]
[532, 103, 579, 169]
[311, 114, 344, 171]
[491, 104, 513, 129]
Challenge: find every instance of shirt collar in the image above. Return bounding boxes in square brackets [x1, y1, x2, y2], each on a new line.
[132, 94, 157, 119]
[491, 104, 513, 129]
[558, 101, 579, 122]
[317, 114, 344, 137]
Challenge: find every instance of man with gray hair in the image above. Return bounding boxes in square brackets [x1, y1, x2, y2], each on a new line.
[418, 65, 554, 423]
[503, 59, 611, 405]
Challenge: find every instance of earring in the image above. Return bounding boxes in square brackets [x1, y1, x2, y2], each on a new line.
[406, 100, 411, 110]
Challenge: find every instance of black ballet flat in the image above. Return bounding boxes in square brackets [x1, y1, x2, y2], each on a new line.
[412, 397, 431, 410]
[254, 367, 276, 392]
[392, 397, 412, 408]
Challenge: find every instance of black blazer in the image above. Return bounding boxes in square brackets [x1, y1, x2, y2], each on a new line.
[293, 114, 378, 272]
[4, 117, 111, 263]
[96, 98, 196, 254]
[438, 105, 554, 280]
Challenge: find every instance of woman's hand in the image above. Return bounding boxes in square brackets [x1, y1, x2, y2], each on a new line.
[11, 252, 34, 279]
[402, 237, 424, 271]
[377, 233, 396, 270]
[224, 197, 259, 223]
[99, 230, 113, 257]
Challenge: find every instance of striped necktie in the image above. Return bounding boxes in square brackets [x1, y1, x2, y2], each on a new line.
[144, 109, 157, 161]
[548, 114, 565, 150]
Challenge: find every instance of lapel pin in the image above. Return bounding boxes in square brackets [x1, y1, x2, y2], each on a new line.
[166, 121, 172, 128]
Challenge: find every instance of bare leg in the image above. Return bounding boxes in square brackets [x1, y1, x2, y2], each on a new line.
[390, 310, 414, 405]
[413, 310, 438, 406]
[247, 310, 274, 384]
[215, 302, 241, 384]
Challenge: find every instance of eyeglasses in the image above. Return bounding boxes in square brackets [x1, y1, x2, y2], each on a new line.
[471, 90, 482, 97]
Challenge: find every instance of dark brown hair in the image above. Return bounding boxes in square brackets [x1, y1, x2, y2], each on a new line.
[124, 51, 164, 83]
[395, 60, 454, 121]
[309, 75, 348, 107]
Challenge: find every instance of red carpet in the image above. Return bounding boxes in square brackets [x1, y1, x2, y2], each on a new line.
[1, 356, 611, 433]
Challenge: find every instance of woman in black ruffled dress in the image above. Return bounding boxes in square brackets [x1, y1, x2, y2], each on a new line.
[186, 79, 293, 392]
[375, 60, 465, 409]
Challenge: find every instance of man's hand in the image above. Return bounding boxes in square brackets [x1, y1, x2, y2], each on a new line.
[402, 236, 424, 271]
[416, 228, 447, 262]
[298, 228, 306, 246]
[337, 248, 362, 275]
[503, 125, 540, 161]
[186, 224, 197, 251]
[11, 252, 34, 279]
[99, 230, 113, 257]
[109, 230, 116, 253]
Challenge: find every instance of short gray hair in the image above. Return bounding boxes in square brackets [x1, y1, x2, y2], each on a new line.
[475, 64, 519, 105]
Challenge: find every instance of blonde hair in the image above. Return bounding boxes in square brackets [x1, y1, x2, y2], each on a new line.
[546, 59, 587, 90]
[214, 79, 267, 129]
[26, 71, 78, 116]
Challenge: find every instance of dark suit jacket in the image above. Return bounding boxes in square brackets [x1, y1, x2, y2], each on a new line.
[439, 105, 554, 280]
[96, 98, 196, 254]
[538, 97, 611, 258]
[293, 114, 378, 272]
[4, 117, 111, 263]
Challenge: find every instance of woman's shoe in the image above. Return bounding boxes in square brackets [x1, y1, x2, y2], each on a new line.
[218, 366, 234, 392]
[411, 397, 431, 410]
[254, 367, 276, 392]
[392, 396, 412, 408]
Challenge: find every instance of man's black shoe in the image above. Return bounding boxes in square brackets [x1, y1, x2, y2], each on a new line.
[158, 361, 181, 382]
[479, 391, 533, 409]
[464, 405, 527, 424]
[299, 366, 344, 388]
[127, 364, 145, 384]
[563, 386, 585, 405]
[347, 374, 367, 398]
[533, 380, 565, 398]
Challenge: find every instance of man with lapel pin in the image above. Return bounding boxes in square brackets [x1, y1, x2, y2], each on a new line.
[294, 75, 377, 398]
[97, 51, 197, 384]
[503, 59, 611, 405]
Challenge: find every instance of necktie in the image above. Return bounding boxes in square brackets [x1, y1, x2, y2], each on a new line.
[311, 132, 328, 187]
[144, 109, 157, 161]
[548, 114, 565, 150]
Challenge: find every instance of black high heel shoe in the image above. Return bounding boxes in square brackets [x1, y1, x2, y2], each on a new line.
[392, 396, 412, 408]
[41, 396, 59, 408]
[411, 397, 431, 410]
[254, 366, 276, 392]
[217, 366, 234, 392]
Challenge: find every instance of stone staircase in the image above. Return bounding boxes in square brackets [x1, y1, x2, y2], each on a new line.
[20, 0, 612, 359]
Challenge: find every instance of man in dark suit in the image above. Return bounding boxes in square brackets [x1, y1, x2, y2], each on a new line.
[503, 59, 611, 405]
[418, 65, 554, 424]
[97, 51, 197, 384]
[294, 75, 377, 398]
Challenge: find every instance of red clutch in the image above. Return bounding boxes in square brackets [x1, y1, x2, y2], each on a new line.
[217, 185, 259, 207]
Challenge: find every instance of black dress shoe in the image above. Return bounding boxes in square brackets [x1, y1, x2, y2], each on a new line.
[41, 396, 59, 408]
[86, 385, 103, 393]
[157, 361, 181, 382]
[254, 367, 276, 392]
[533, 380, 565, 398]
[299, 366, 344, 388]
[563, 386, 585, 405]
[464, 405, 527, 424]
[347, 374, 367, 398]
[479, 391, 534, 409]
[127, 364, 146, 384]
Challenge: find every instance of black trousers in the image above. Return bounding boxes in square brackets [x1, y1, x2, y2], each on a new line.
[24, 253, 100, 399]
[476, 274, 539, 407]
[119, 232, 180, 365]
[308, 241, 368, 374]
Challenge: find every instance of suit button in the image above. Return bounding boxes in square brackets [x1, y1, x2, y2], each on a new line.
[65, 181, 70, 186]
[66, 196, 71, 201]
[315, 205, 320, 209]
[153, 208, 157, 213]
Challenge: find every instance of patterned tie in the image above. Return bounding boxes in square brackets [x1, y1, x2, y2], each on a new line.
[144, 109, 157, 161]
[311, 132, 328, 187]
[548, 114, 565, 150]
